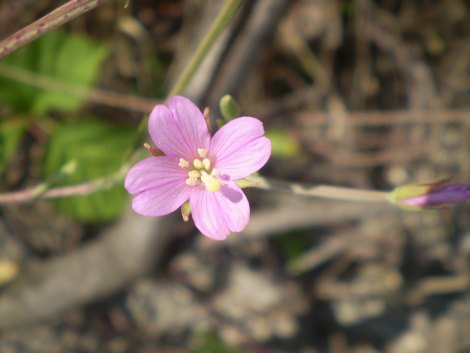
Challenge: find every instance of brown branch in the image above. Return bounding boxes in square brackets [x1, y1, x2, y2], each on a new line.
[0, 0, 109, 60]
[0, 169, 126, 204]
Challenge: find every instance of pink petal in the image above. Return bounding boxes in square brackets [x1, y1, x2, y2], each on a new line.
[190, 181, 250, 240]
[209, 117, 271, 180]
[125, 156, 190, 216]
[148, 96, 210, 159]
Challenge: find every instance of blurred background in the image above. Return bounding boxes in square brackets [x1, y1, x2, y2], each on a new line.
[0, 0, 469, 352]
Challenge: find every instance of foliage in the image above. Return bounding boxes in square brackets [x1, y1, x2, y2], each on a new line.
[0, 29, 109, 114]
[265, 129, 300, 159]
[191, 332, 243, 353]
[43, 119, 134, 222]
[0, 118, 26, 173]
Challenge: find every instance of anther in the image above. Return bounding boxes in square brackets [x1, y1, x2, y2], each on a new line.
[193, 159, 203, 169]
[202, 158, 211, 171]
[185, 178, 199, 186]
[188, 170, 201, 178]
[179, 158, 189, 168]
[197, 148, 207, 158]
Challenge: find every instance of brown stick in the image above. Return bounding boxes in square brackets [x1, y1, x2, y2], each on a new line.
[0, 0, 109, 60]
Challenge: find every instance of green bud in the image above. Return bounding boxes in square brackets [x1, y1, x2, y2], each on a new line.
[219, 95, 241, 121]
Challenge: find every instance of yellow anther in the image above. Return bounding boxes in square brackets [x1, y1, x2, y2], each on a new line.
[179, 158, 189, 168]
[197, 148, 207, 158]
[188, 170, 201, 178]
[185, 178, 199, 186]
[202, 158, 211, 171]
[193, 159, 203, 169]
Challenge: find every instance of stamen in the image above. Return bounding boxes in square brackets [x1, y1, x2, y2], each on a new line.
[179, 158, 189, 168]
[186, 178, 199, 186]
[193, 159, 203, 169]
[188, 170, 201, 178]
[202, 158, 211, 171]
[197, 148, 207, 158]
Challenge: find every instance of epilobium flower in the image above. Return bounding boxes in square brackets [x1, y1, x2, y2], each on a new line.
[125, 96, 271, 240]
[389, 179, 470, 210]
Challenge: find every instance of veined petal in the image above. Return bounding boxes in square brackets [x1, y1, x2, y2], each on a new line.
[125, 156, 190, 216]
[190, 181, 250, 240]
[125, 156, 186, 195]
[131, 182, 191, 217]
[148, 96, 210, 159]
[209, 117, 271, 180]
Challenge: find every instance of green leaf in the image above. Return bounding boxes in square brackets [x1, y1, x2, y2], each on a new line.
[265, 128, 300, 158]
[43, 119, 134, 222]
[0, 118, 26, 173]
[0, 30, 109, 114]
[192, 332, 242, 353]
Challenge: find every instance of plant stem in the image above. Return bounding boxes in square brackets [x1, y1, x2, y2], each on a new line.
[250, 176, 390, 202]
[125, 0, 242, 159]
[0, 166, 128, 204]
[0, 63, 156, 113]
[0, 0, 109, 60]
[167, 0, 242, 97]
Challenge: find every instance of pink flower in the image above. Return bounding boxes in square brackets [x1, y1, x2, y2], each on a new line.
[125, 96, 271, 240]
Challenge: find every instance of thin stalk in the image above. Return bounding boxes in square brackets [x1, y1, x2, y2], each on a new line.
[250, 176, 390, 202]
[125, 0, 242, 159]
[167, 0, 242, 97]
[0, 0, 109, 60]
[0, 166, 128, 204]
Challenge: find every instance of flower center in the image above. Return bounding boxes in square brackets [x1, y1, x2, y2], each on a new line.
[179, 148, 220, 192]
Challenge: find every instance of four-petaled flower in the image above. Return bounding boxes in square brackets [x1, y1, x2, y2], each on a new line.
[125, 96, 271, 240]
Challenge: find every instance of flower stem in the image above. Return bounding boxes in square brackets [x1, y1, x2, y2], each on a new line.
[167, 0, 242, 97]
[0, 0, 109, 60]
[250, 176, 390, 203]
[125, 0, 242, 160]
[0, 166, 127, 204]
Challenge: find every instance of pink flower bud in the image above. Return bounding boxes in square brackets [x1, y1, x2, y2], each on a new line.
[389, 179, 470, 210]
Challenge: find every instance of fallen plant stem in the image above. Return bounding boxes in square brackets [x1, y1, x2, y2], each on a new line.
[0, 0, 109, 60]
[0, 166, 128, 204]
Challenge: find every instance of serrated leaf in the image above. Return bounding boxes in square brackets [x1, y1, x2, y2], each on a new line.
[43, 119, 134, 222]
[0, 30, 109, 114]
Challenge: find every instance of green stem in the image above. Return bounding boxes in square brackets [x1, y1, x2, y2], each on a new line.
[167, 0, 242, 97]
[250, 176, 390, 203]
[125, 0, 242, 160]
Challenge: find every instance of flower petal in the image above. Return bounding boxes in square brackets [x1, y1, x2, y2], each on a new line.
[190, 181, 250, 240]
[209, 117, 271, 180]
[148, 96, 210, 159]
[125, 156, 185, 194]
[125, 156, 190, 216]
